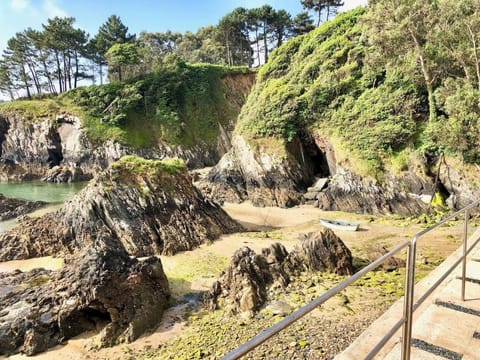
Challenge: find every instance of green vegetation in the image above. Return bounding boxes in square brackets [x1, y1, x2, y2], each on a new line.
[58, 63, 249, 148]
[0, 97, 78, 121]
[237, 2, 480, 177]
[111, 155, 186, 177]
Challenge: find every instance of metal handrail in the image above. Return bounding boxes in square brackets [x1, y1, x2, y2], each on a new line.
[222, 198, 480, 360]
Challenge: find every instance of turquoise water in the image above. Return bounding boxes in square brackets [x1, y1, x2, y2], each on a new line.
[0, 181, 86, 233]
[0, 181, 86, 203]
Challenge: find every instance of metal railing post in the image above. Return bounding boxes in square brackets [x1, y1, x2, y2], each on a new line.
[401, 240, 416, 360]
[462, 209, 469, 301]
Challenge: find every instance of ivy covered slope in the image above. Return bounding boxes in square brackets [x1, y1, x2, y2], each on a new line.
[0, 63, 254, 181]
[204, 8, 435, 213]
[64, 62, 252, 148]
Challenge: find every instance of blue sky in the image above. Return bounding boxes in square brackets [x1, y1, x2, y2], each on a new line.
[0, 0, 367, 53]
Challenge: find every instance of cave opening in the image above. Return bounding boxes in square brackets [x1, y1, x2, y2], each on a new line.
[292, 131, 332, 180]
[47, 148, 63, 168]
[61, 303, 112, 339]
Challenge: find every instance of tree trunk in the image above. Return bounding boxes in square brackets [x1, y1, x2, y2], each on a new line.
[55, 51, 63, 93]
[410, 29, 436, 122]
[74, 51, 79, 89]
[426, 82, 436, 123]
[255, 27, 261, 66]
[466, 24, 480, 91]
[263, 20, 268, 64]
[21, 67, 31, 99]
[99, 63, 104, 85]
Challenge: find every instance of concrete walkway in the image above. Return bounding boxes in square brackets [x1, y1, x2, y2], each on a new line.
[337, 228, 480, 359]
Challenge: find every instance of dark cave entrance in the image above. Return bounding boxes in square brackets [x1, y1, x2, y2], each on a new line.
[290, 132, 334, 181]
[61, 302, 112, 339]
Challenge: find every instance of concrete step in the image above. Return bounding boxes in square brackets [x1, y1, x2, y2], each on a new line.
[336, 228, 480, 359]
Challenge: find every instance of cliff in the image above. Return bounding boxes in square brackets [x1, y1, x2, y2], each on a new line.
[200, 9, 479, 213]
[0, 67, 255, 181]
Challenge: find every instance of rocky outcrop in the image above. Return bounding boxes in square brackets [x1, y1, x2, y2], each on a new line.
[0, 114, 225, 181]
[0, 156, 242, 261]
[206, 229, 353, 314]
[0, 230, 170, 356]
[201, 132, 431, 214]
[315, 167, 430, 215]
[41, 165, 91, 183]
[199, 136, 310, 207]
[437, 161, 480, 210]
[0, 73, 255, 182]
[0, 194, 45, 220]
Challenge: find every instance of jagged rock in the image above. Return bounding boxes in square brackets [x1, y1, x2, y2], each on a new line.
[41, 165, 91, 183]
[0, 156, 242, 261]
[366, 246, 406, 271]
[200, 136, 309, 207]
[0, 194, 45, 221]
[438, 162, 480, 210]
[211, 247, 273, 314]
[201, 131, 433, 215]
[307, 177, 329, 193]
[206, 229, 353, 314]
[316, 167, 429, 215]
[290, 229, 354, 276]
[0, 230, 170, 356]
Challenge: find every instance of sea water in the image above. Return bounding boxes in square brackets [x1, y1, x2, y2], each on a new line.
[0, 181, 86, 232]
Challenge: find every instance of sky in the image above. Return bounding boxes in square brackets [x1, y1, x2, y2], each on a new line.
[0, 0, 368, 53]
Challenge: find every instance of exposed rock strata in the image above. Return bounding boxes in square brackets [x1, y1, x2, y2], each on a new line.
[206, 229, 353, 314]
[0, 231, 170, 356]
[199, 136, 309, 207]
[0, 156, 242, 261]
[41, 165, 91, 183]
[201, 133, 431, 214]
[0, 194, 45, 220]
[315, 167, 429, 215]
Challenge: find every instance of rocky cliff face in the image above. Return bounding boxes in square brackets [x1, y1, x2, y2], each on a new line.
[0, 156, 242, 261]
[201, 132, 430, 215]
[0, 73, 255, 182]
[199, 136, 310, 207]
[0, 114, 230, 181]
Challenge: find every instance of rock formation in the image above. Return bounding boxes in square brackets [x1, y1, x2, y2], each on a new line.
[201, 133, 431, 215]
[0, 155, 243, 355]
[0, 156, 242, 261]
[199, 136, 310, 207]
[206, 229, 353, 314]
[0, 72, 255, 182]
[315, 167, 429, 215]
[0, 194, 45, 221]
[0, 230, 170, 356]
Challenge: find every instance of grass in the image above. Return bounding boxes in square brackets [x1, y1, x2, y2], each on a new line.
[111, 156, 186, 177]
[0, 97, 80, 121]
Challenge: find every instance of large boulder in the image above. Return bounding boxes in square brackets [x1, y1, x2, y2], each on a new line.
[0, 230, 170, 356]
[316, 167, 429, 216]
[206, 229, 353, 314]
[0, 156, 242, 261]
